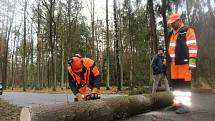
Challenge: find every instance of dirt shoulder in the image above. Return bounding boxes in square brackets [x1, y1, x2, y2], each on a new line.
[0, 99, 21, 121]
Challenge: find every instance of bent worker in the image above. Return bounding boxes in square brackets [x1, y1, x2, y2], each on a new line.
[152, 46, 170, 94]
[67, 54, 101, 101]
[167, 13, 198, 114]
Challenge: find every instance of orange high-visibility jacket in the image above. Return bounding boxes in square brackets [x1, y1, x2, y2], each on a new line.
[67, 58, 100, 94]
[168, 26, 198, 81]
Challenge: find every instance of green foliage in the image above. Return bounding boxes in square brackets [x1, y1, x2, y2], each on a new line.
[120, 2, 151, 86]
[3, 0, 215, 90]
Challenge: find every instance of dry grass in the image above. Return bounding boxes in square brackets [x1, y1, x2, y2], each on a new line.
[0, 99, 21, 121]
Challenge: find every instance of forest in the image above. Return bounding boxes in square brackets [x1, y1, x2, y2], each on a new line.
[0, 0, 215, 91]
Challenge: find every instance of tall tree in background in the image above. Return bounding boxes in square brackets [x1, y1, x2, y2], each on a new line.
[91, 0, 95, 59]
[106, 0, 110, 90]
[1, 0, 15, 89]
[113, 0, 123, 90]
[36, 1, 42, 89]
[56, 2, 65, 89]
[161, 0, 169, 52]
[29, 23, 34, 88]
[22, 0, 27, 91]
[118, 2, 124, 91]
[128, 0, 133, 87]
[147, 0, 158, 55]
[42, 0, 56, 90]
[121, 0, 133, 87]
[66, 0, 72, 57]
[11, 24, 17, 90]
[86, 0, 96, 58]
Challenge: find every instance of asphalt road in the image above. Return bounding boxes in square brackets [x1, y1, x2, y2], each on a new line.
[0, 92, 122, 106]
[124, 93, 215, 121]
[1, 92, 215, 121]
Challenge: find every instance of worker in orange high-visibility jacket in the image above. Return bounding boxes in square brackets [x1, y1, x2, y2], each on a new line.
[166, 13, 198, 114]
[67, 54, 101, 101]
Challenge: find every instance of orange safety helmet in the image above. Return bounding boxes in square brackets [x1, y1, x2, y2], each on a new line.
[70, 57, 83, 73]
[167, 13, 181, 24]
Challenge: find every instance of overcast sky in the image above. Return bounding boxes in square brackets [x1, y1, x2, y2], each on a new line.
[81, 0, 117, 25]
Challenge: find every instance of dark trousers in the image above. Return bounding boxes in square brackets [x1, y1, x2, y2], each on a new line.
[171, 79, 191, 91]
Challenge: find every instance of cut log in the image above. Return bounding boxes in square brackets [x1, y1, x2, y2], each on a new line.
[20, 92, 173, 121]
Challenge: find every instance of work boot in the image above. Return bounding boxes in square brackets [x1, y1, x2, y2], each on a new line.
[175, 106, 190, 114]
[166, 105, 179, 111]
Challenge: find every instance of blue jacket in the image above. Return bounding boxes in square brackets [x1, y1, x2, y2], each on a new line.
[152, 54, 166, 75]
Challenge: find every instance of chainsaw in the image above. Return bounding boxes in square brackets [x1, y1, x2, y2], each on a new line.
[74, 93, 100, 102]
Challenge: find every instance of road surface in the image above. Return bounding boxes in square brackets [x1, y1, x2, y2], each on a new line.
[0, 92, 122, 106]
[1, 92, 215, 121]
[124, 93, 215, 121]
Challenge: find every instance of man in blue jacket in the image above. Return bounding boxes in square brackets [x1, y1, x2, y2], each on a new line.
[152, 47, 170, 94]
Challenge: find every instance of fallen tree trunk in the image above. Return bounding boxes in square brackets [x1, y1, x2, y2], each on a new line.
[20, 92, 173, 121]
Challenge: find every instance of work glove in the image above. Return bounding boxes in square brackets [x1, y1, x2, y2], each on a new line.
[75, 93, 84, 102]
[163, 58, 167, 65]
[189, 58, 196, 69]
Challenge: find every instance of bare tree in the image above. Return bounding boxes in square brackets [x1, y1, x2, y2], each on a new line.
[2, 0, 15, 89]
[36, 1, 42, 89]
[118, 2, 124, 90]
[106, 0, 110, 90]
[161, 0, 169, 52]
[147, 0, 158, 55]
[113, 0, 122, 90]
[91, 0, 95, 58]
[22, 0, 27, 91]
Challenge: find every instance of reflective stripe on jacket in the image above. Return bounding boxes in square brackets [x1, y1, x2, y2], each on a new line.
[168, 26, 198, 65]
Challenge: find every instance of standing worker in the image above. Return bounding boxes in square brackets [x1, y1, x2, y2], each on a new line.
[152, 46, 170, 94]
[167, 13, 198, 114]
[67, 54, 101, 101]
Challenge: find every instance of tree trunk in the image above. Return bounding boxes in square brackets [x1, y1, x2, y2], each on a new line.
[11, 37, 15, 89]
[3, 3, 14, 89]
[91, 0, 95, 59]
[128, 0, 133, 88]
[96, 19, 99, 62]
[119, 4, 123, 90]
[147, 0, 158, 55]
[22, 0, 27, 91]
[47, 0, 56, 90]
[41, 44, 44, 88]
[106, 0, 110, 90]
[14, 33, 20, 88]
[67, 0, 72, 57]
[30, 23, 34, 88]
[161, 0, 169, 52]
[20, 92, 173, 121]
[37, 2, 41, 89]
[113, 0, 121, 91]
[60, 33, 65, 89]
[53, 15, 57, 91]
[26, 29, 31, 87]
